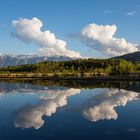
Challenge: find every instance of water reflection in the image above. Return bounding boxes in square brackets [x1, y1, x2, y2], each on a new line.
[0, 81, 139, 131]
[82, 89, 138, 122]
[14, 88, 80, 129]
[14, 87, 139, 129]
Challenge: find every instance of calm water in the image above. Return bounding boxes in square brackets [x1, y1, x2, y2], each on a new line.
[0, 80, 140, 140]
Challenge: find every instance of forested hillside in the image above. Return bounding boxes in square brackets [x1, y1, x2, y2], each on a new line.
[113, 51, 140, 62]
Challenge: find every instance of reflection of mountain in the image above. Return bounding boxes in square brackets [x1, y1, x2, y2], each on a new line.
[14, 88, 80, 129]
[82, 89, 138, 122]
[0, 82, 68, 94]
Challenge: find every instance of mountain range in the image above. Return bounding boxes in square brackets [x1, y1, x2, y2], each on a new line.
[0, 51, 139, 67]
[0, 55, 73, 67]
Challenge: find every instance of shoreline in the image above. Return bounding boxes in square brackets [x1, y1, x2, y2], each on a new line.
[0, 75, 140, 80]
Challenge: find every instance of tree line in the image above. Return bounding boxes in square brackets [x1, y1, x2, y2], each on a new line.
[0, 58, 140, 76]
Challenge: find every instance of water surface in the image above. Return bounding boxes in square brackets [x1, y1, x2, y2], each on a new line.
[0, 80, 140, 140]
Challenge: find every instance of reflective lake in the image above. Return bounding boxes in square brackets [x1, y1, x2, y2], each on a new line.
[0, 80, 140, 140]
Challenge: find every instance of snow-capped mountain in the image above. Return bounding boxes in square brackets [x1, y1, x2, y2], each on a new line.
[0, 54, 73, 67]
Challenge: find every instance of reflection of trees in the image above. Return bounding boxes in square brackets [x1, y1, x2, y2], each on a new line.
[82, 89, 138, 122]
[14, 88, 80, 129]
[0, 80, 140, 92]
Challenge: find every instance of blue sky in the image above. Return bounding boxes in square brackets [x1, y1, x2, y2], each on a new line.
[0, 0, 140, 57]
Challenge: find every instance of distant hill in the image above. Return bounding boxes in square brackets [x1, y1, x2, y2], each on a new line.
[0, 55, 74, 67]
[113, 51, 140, 62]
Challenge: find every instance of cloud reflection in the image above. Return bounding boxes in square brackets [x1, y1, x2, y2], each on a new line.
[14, 88, 80, 129]
[82, 89, 138, 122]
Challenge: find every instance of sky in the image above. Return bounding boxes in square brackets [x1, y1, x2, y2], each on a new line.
[0, 0, 140, 58]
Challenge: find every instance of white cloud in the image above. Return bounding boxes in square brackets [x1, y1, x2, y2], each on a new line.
[78, 23, 139, 57]
[14, 88, 80, 129]
[127, 11, 136, 16]
[82, 89, 138, 122]
[12, 17, 81, 58]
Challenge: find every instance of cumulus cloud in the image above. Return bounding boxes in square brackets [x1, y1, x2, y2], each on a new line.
[126, 11, 136, 16]
[14, 88, 80, 129]
[78, 23, 139, 57]
[82, 89, 138, 122]
[12, 17, 81, 58]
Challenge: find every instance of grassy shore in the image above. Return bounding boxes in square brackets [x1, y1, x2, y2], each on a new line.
[0, 73, 139, 80]
[0, 59, 139, 80]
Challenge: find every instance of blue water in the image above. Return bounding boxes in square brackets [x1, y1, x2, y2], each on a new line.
[0, 81, 140, 140]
